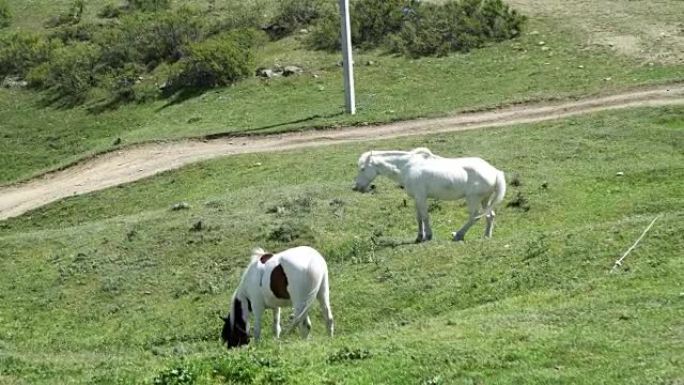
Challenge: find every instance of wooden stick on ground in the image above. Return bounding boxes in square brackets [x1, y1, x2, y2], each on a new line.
[611, 215, 661, 273]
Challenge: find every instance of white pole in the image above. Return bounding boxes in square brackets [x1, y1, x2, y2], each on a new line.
[339, 0, 356, 114]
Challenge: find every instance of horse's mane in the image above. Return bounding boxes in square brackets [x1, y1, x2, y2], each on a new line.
[250, 247, 268, 263]
[360, 149, 432, 166]
[411, 147, 433, 156]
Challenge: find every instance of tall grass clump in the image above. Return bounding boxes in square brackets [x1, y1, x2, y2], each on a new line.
[267, 0, 335, 39]
[0, 0, 11, 28]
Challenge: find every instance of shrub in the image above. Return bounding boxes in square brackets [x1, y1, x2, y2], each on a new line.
[0, 32, 59, 78]
[0, 0, 11, 29]
[268, 0, 335, 39]
[40, 42, 101, 105]
[98, 3, 126, 19]
[127, 0, 170, 12]
[389, 0, 525, 57]
[307, 0, 411, 51]
[165, 30, 262, 91]
[308, 0, 525, 57]
[125, 7, 207, 67]
[206, 1, 267, 36]
[45, 0, 85, 28]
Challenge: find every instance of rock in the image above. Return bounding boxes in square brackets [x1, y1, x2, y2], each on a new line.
[283, 65, 303, 77]
[256, 68, 279, 78]
[1, 76, 28, 89]
[604, 77, 612, 81]
[190, 220, 203, 231]
[171, 202, 191, 211]
[365, 60, 375, 66]
[578, 65, 584, 69]
[299, 28, 308, 34]
[616, 171, 624, 176]
[530, 30, 540, 35]
[537, 41, 545, 46]
[112, 137, 122, 146]
[541, 46, 550, 51]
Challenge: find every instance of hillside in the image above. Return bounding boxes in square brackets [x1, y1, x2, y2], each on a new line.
[1, 107, 682, 384]
[1, 0, 683, 185]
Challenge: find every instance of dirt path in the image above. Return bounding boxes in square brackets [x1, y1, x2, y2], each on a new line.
[1, 84, 683, 221]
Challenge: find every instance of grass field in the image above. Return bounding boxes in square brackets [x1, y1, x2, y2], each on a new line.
[1, 0, 683, 185]
[1, 106, 682, 384]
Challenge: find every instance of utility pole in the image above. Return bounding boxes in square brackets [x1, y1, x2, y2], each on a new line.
[339, 0, 356, 114]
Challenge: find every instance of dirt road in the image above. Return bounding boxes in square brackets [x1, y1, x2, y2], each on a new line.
[1, 84, 683, 221]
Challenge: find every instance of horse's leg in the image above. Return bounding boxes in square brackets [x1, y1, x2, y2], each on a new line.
[484, 209, 495, 238]
[317, 276, 334, 337]
[272, 307, 281, 339]
[298, 314, 312, 339]
[453, 196, 482, 241]
[414, 197, 430, 242]
[252, 306, 264, 342]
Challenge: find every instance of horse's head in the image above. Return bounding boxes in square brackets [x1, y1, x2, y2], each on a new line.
[352, 151, 378, 193]
[220, 298, 250, 349]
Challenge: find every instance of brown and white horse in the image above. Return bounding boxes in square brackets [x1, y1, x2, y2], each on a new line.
[221, 246, 334, 348]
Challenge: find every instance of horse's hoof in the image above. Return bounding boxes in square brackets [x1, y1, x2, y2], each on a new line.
[451, 232, 464, 242]
[415, 237, 425, 243]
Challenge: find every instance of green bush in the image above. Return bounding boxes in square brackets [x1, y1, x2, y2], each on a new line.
[268, 0, 335, 39]
[98, 3, 126, 18]
[0, 33, 59, 78]
[0, 0, 11, 29]
[127, 0, 170, 12]
[165, 30, 262, 91]
[389, 0, 525, 57]
[125, 7, 206, 67]
[351, 0, 409, 48]
[206, 2, 267, 36]
[40, 42, 101, 105]
[308, 0, 525, 57]
[45, 0, 85, 28]
[307, 0, 411, 51]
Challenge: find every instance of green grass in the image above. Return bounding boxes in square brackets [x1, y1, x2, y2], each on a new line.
[1, 107, 682, 384]
[1, 1, 683, 185]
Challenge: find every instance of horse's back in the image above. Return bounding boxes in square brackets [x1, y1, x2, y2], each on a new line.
[406, 155, 500, 199]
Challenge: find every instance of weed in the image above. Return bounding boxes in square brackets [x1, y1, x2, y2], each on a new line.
[506, 191, 531, 211]
[327, 347, 373, 364]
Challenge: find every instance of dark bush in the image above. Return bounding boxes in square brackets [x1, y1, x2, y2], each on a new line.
[0, 0, 11, 29]
[0, 32, 59, 78]
[308, 0, 524, 57]
[125, 7, 207, 67]
[165, 30, 262, 92]
[48, 22, 100, 44]
[389, 0, 525, 57]
[307, 0, 412, 51]
[268, 0, 335, 39]
[40, 42, 101, 105]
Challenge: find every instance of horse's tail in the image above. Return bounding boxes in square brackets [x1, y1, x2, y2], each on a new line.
[486, 170, 506, 214]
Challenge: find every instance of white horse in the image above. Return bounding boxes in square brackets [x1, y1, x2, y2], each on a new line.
[221, 246, 334, 348]
[352, 147, 506, 242]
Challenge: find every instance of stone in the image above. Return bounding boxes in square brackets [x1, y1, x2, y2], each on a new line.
[282, 65, 303, 77]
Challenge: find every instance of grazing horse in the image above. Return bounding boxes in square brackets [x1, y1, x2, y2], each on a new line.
[220, 246, 334, 348]
[352, 147, 506, 242]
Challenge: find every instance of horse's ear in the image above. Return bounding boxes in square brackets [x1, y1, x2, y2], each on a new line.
[259, 253, 274, 264]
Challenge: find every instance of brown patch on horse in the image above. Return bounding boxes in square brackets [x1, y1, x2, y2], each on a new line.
[270, 264, 290, 299]
[259, 253, 274, 264]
